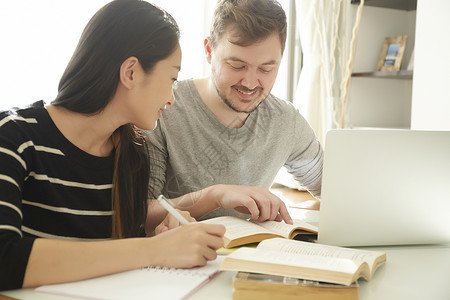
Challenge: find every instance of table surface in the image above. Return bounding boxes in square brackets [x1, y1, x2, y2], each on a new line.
[3, 189, 450, 300]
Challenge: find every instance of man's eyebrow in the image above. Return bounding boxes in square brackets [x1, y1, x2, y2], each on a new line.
[173, 65, 181, 71]
[225, 56, 246, 63]
[261, 60, 278, 66]
[225, 56, 278, 66]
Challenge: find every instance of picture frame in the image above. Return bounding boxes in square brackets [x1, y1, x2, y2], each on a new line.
[376, 35, 408, 71]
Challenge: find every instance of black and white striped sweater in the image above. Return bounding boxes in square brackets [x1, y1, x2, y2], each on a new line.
[0, 101, 114, 290]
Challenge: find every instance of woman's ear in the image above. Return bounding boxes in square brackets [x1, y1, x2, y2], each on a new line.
[120, 56, 139, 89]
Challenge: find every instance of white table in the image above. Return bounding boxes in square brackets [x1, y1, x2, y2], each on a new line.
[3, 243, 450, 300]
[190, 243, 450, 300]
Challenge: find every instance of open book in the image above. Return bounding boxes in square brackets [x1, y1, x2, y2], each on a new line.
[220, 238, 386, 286]
[201, 216, 317, 248]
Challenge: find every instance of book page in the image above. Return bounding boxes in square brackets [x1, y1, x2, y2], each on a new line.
[254, 219, 318, 238]
[258, 238, 385, 274]
[226, 247, 357, 272]
[201, 216, 278, 240]
[221, 247, 359, 285]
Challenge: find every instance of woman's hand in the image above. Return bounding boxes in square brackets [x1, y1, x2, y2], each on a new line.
[213, 185, 293, 224]
[150, 223, 225, 268]
[154, 209, 195, 235]
[23, 222, 225, 287]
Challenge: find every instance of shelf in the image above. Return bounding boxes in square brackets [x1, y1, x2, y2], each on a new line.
[351, 70, 413, 79]
[350, 0, 416, 11]
[350, 126, 411, 130]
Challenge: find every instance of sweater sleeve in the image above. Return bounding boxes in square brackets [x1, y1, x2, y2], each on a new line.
[0, 232, 35, 290]
[0, 113, 36, 290]
[284, 108, 324, 199]
[145, 119, 169, 199]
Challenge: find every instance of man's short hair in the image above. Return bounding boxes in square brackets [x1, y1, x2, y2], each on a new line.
[209, 0, 287, 53]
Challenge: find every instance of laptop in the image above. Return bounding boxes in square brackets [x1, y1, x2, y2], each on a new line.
[317, 129, 450, 247]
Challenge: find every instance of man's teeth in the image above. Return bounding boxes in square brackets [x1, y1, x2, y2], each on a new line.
[237, 89, 254, 95]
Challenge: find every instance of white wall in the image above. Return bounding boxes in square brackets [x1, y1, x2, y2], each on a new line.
[0, 0, 210, 111]
[348, 5, 416, 129]
[410, 0, 450, 130]
[0, 1, 293, 111]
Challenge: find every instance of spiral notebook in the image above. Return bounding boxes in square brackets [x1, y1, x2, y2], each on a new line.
[36, 256, 225, 300]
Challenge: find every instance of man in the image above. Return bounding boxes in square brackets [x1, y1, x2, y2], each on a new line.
[146, 0, 323, 225]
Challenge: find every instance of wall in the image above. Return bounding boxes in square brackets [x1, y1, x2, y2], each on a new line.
[0, 0, 210, 111]
[410, 0, 450, 130]
[347, 5, 416, 129]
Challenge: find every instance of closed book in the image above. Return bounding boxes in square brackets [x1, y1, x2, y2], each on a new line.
[232, 272, 358, 300]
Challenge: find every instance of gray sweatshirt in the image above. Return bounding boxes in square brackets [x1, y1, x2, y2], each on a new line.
[146, 79, 323, 220]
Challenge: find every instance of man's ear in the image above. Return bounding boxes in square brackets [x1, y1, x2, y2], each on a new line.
[204, 37, 212, 64]
[120, 56, 139, 89]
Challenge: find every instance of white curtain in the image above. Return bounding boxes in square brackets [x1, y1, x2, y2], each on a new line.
[294, 0, 364, 145]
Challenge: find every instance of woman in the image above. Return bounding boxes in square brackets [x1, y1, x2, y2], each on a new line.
[0, 0, 225, 290]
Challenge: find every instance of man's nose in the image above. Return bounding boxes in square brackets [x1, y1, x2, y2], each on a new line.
[240, 69, 260, 90]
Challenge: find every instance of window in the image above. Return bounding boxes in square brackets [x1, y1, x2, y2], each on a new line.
[0, 0, 293, 111]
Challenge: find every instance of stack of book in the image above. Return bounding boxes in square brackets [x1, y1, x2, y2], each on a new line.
[219, 237, 386, 300]
[200, 216, 386, 299]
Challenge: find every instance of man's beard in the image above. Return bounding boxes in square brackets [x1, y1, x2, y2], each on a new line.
[214, 83, 266, 114]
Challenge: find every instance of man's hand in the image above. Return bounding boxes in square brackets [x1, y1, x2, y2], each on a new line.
[213, 185, 293, 224]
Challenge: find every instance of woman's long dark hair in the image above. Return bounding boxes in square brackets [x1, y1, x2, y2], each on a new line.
[52, 0, 180, 238]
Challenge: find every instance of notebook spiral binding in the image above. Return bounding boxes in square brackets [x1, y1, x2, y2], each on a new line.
[141, 265, 215, 277]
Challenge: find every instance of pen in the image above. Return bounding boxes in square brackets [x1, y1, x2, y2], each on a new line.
[157, 194, 189, 225]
